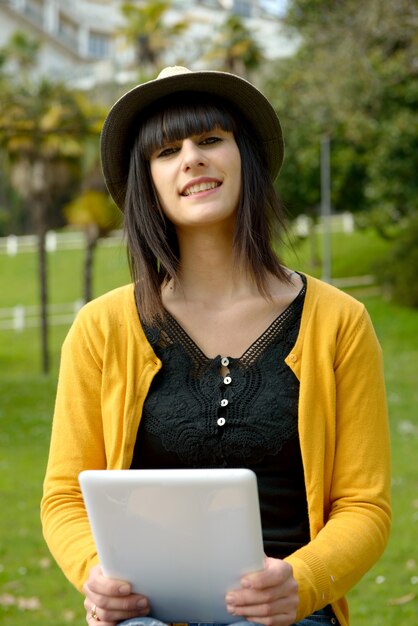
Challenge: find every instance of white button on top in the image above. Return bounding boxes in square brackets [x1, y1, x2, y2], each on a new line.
[221, 357, 230, 367]
[220, 399, 229, 407]
[223, 376, 232, 385]
[217, 417, 226, 427]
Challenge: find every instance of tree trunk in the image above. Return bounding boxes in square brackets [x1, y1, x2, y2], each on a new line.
[36, 210, 49, 375]
[84, 225, 100, 303]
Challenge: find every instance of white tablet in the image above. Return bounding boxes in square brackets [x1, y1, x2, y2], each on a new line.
[79, 468, 264, 623]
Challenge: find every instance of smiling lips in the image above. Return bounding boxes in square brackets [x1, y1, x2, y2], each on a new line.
[181, 180, 221, 196]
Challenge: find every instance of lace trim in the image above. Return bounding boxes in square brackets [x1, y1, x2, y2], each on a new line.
[138, 277, 306, 467]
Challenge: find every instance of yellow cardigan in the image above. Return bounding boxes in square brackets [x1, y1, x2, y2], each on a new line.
[41, 274, 391, 625]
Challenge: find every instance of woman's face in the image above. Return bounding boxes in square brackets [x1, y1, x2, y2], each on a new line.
[149, 127, 241, 230]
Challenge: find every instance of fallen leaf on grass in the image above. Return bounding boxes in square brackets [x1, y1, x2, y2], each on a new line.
[388, 592, 416, 606]
[17, 596, 41, 610]
[397, 421, 418, 436]
[0, 594, 41, 611]
[63, 609, 76, 622]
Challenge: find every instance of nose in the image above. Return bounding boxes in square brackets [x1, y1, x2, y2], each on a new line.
[181, 139, 208, 171]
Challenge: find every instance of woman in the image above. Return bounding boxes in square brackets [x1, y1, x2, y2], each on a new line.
[41, 66, 391, 626]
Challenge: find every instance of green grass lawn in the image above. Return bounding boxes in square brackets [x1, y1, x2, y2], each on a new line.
[0, 228, 417, 625]
[0, 239, 130, 308]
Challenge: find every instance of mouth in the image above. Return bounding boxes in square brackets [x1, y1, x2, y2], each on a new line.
[181, 180, 221, 196]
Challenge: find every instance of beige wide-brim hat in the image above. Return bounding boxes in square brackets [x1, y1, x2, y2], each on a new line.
[100, 66, 284, 210]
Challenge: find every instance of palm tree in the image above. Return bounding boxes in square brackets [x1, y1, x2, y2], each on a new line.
[2, 30, 40, 79]
[0, 33, 102, 373]
[120, 0, 188, 72]
[205, 14, 264, 78]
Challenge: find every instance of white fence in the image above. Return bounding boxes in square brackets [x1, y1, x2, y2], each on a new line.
[0, 215, 355, 255]
[0, 214, 372, 333]
[0, 213, 354, 256]
[0, 301, 84, 331]
[0, 230, 124, 333]
[293, 212, 355, 237]
[0, 275, 378, 333]
[0, 229, 123, 255]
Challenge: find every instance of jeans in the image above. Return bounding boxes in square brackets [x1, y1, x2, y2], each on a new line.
[118, 606, 339, 626]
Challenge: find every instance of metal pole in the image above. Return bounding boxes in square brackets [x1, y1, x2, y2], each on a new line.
[320, 133, 332, 283]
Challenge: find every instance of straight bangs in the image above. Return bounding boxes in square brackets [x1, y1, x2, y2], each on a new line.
[138, 93, 238, 160]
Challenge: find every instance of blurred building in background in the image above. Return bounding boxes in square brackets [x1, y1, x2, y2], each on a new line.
[0, 0, 295, 87]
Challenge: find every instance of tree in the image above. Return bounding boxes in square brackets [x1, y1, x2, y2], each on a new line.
[1, 30, 40, 79]
[282, 0, 418, 226]
[120, 0, 188, 73]
[205, 13, 264, 78]
[375, 211, 418, 307]
[0, 33, 102, 372]
[263, 0, 418, 289]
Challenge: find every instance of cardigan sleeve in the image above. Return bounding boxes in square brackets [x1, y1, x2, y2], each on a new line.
[41, 288, 161, 593]
[285, 305, 391, 622]
[41, 310, 105, 591]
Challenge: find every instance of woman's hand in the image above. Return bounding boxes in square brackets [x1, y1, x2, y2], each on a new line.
[83, 564, 150, 626]
[225, 557, 299, 626]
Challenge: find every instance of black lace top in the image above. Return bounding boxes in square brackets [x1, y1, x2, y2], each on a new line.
[131, 276, 310, 558]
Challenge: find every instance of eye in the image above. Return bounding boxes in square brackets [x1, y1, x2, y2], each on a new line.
[200, 136, 222, 146]
[156, 145, 179, 158]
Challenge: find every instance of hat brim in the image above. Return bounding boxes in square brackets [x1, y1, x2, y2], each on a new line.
[100, 70, 284, 210]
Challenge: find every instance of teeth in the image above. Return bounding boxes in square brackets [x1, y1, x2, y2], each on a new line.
[184, 181, 219, 196]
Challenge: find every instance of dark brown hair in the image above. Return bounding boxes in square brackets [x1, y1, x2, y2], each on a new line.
[124, 92, 289, 324]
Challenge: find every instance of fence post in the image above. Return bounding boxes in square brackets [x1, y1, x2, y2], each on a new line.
[13, 306, 25, 331]
[74, 299, 84, 314]
[7, 235, 18, 256]
[343, 212, 354, 234]
[295, 215, 310, 237]
[46, 231, 57, 252]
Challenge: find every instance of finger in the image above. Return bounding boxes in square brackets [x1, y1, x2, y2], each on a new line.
[84, 594, 149, 622]
[87, 617, 117, 626]
[241, 611, 297, 626]
[95, 606, 149, 623]
[84, 588, 149, 614]
[226, 571, 296, 610]
[85, 601, 117, 626]
[227, 586, 281, 609]
[227, 595, 295, 615]
[85, 598, 149, 625]
[84, 566, 133, 597]
[241, 558, 293, 591]
[226, 596, 298, 626]
[87, 614, 116, 626]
